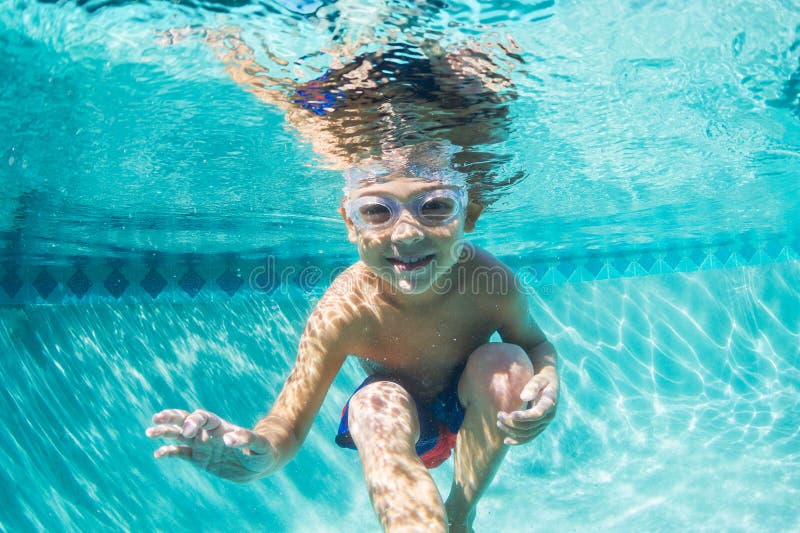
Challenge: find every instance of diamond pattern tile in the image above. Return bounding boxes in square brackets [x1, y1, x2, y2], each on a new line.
[663, 251, 682, 270]
[67, 269, 92, 299]
[217, 268, 243, 296]
[777, 246, 798, 262]
[584, 257, 606, 277]
[6, 237, 794, 304]
[637, 253, 656, 272]
[141, 268, 167, 299]
[749, 248, 771, 266]
[738, 242, 757, 262]
[715, 245, 734, 264]
[556, 261, 575, 280]
[179, 269, 205, 298]
[568, 266, 594, 283]
[104, 268, 129, 299]
[539, 266, 567, 285]
[689, 248, 707, 270]
[624, 260, 648, 277]
[649, 258, 673, 275]
[33, 268, 57, 299]
[1, 269, 23, 297]
[611, 257, 629, 277]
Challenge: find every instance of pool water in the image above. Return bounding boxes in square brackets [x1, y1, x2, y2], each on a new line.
[2, 0, 799, 531]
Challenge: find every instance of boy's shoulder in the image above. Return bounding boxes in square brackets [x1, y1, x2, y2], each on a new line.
[456, 245, 527, 315]
[457, 244, 516, 289]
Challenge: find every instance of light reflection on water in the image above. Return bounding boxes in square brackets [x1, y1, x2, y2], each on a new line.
[1, 261, 798, 531]
[1, 0, 798, 263]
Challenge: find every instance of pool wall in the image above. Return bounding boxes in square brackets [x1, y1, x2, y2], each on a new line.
[2, 257, 798, 531]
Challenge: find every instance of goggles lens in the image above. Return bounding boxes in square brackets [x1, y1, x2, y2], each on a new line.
[347, 189, 466, 230]
[357, 202, 393, 226]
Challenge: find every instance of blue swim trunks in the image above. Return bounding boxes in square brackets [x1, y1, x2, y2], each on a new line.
[335, 368, 466, 469]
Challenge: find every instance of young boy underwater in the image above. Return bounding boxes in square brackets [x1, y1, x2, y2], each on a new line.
[147, 34, 558, 533]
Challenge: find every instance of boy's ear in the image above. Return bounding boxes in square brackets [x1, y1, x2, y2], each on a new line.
[464, 201, 484, 233]
[339, 202, 358, 243]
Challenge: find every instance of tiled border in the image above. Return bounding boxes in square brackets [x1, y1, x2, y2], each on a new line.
[1, 239, 798, 305]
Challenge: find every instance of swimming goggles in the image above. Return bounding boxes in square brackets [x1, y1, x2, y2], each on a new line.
[344, 188, 468, 231]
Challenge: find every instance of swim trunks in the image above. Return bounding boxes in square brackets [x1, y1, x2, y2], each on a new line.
[335, 367, 466, 469]
[293, 71, 344, 116]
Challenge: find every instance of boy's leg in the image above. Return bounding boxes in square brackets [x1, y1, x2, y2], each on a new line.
[445, 343, 534, 532]
[348, 380, 448, 533]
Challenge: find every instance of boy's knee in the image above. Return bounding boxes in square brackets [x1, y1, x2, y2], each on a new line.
[460, 343, 533, 411]
[348, 380, 420, 445]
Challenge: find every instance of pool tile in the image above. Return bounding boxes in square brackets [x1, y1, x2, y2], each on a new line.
[738, 242, 757, 262]
[568, 266, 594, 283]
[648, 258, 673, 275]
[777, 246, 798, 262]
[689, 248, 707, 270]
[557, 261, 575, 280]
[663, 251, 682, 269]
[700, 249, 723, 270]
[637, 253, 656, 272]
[725, 252, 748, 268]
[33, 268, 57, 300]
[715, 245, 734, 264]
[583, 257, 606, 277]
[623, 260, 648, 277]
[1, 269, 23, 298]
[611, 257, 629, 277]
[217, 268, 243, 296]
[104, 267, 129, 299]
[673, 256, 697, 272]
[67, 268, 92, 299]
[140, 268, 167, 299]
[179, 269, 205, 298]
[748, 248, 771, 266]
[593, 261, 614, 279]
[539, 266, 566, 285]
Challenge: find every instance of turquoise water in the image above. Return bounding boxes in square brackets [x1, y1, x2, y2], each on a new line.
[2, 0, 800, 531]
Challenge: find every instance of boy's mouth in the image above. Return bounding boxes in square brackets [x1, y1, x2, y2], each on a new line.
[386, 254, 435, 272]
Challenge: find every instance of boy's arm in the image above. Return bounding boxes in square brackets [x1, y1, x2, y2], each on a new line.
[251, 300, 350, 469]
[146, 286, 351, 481]
[495, 279, 559, 445]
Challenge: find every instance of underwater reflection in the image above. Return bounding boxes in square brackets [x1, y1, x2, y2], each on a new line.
[205, 27, 523, 204]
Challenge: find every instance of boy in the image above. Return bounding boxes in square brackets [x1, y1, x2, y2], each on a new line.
[146, 142, 558, 532]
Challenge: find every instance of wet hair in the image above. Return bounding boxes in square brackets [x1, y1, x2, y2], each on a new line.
[293, 42, 521, 204]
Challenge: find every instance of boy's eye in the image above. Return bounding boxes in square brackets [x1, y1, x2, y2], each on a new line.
[420, 196, 457, 221]
[358, 203, 391, 224]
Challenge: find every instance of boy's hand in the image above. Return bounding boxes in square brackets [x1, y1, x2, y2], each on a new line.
[496, 371, 558, 446]
[146, 409, 275, 482]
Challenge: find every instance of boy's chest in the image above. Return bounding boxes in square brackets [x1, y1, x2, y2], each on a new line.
[352, 303, 499, 379]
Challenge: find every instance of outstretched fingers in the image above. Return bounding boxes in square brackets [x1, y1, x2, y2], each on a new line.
[151, 408, 191, 425]
[147, 408, 271, 456]
[146, 424, 188, 442]
[222, 428, 272, 456]
[180, 409, 228, 439]
[153, 444, 193, 460]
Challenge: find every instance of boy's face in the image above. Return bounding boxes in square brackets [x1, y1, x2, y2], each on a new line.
[341, 177, 482, 295]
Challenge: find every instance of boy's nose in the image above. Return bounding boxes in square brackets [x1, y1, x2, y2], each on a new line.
[390, 216, 424, 245]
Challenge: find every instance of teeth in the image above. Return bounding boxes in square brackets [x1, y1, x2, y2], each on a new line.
[395, 256, 426, 264]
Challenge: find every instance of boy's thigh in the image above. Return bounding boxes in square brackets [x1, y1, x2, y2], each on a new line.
[347, 380, 422, 443]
